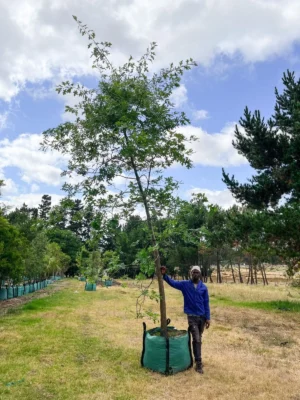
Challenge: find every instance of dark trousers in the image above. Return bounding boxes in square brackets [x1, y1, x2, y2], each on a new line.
[188, 315, 205, 363]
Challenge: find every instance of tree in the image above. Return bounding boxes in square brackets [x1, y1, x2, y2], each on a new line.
[7, 203, 39, 242]
[39, 195, 52, 220]
[69, 199, 84, 236]
[222, 70, 300, 209]
[42, 17, 197, 337]
[45, 242, 71, 278]
[46, 228, 82, 276]
[200, 205, 228, 283]
[25, 232, 49, 281]
[0, 216, 26, 283]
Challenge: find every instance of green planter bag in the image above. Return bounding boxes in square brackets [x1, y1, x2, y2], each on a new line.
[7, 287, 14, 299]
[141, 321, 193, 375]
[17, 286, 24, 297]
[0, 288, 7, 301]
[85, 283, 96, 291]
[24, 284, 30, 294]
[104, 280, 112, 287]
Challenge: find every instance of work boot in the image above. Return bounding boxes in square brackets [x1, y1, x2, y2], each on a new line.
[195, 361, 203, 374]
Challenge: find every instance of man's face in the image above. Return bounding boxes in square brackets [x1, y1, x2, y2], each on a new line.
[191, 270, 201, 283]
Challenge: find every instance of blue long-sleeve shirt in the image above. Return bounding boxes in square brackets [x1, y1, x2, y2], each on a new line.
[163, 275, 210, 320]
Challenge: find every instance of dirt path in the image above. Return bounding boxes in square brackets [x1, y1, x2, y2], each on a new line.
[0, 280, 70, 316]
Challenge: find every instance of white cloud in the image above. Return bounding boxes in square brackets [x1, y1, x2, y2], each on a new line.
[193, 109, 209, 120]
[1, 0, 300, 101]
[187, 187, 238, 209]
[2, 193, 64, 210]
[30, 183, 40, 192]
[0, 133, 68, 186]
[170, 84, 188, 108]
[0, 177, 18, 195]
[181, 122, 248, 167]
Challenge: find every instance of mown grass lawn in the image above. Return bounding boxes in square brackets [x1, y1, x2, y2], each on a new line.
[0, 279, 300, 400]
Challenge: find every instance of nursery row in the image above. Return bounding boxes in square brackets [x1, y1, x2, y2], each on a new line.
[0, 276, 62, 301]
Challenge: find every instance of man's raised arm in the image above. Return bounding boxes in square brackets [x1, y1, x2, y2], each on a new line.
[161, 266, 184, 290]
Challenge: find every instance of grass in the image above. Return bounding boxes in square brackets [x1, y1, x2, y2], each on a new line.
[211, 296, 300, 312]
[0, 279, 300, 400]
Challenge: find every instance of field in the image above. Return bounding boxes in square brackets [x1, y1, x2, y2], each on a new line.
[0, 278, 300, 400]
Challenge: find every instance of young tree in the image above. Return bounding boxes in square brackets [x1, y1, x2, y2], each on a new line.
[46, 228, 82, 276]
[42, 17, 197, 337]
[45, 243, 71, 278]
[222, 71, 300, 209]
[25, 232, 49, 281]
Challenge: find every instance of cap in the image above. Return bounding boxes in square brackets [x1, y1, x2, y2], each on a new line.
[191, 266, 201, 273]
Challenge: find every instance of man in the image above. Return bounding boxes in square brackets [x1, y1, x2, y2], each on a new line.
[160, 265, 210, 374]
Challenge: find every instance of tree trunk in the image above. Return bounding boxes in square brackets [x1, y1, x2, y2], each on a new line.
[248, 256, 255, 285]
[254, 262, 258, 285]
[230, 261, 236, 283]
[127, 144, 168, 337]
[238, 261, 243, 283]
[262, 264, 269, 285]
[259, 261, 266, 285]
[216, 250, 222, 283]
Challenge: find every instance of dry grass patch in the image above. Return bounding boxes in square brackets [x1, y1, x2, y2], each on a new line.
[0, 279, 300, 400]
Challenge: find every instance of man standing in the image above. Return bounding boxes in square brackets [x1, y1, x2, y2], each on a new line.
[160, 265, 210, 374]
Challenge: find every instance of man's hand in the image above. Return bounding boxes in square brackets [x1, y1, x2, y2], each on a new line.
[205, 320, 210, 329]
[160, 266, 167, 275]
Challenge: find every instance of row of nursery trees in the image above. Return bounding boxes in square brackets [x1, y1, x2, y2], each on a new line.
[2, 189, 299, 287]
[0, 194, 119, 286]
[1, 17, 300, 335]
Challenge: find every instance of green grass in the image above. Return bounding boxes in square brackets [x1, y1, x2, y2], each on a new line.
[211, 295, 300, 312]
[0, 281, 151, 400]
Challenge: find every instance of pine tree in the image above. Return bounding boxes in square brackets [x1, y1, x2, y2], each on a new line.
[38, 195, 52, 220]
[223, 70, 300, 209]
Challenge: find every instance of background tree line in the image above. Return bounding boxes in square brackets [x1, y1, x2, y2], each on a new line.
[1, 190, 300, 286]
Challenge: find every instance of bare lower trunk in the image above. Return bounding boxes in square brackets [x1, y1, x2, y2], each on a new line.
[262, 264, 268, 285]
[231, 261, 236, 283]
[254, 262, 258, 285]
[248, 256, 255, 285]
[259, 261, 266, 285]
[153, 248, 167, 336]
[238, 262, 243, 283]
[216, 250, 222, 283]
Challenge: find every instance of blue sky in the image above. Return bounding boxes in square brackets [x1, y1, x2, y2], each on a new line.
[1, 0, 300, 210]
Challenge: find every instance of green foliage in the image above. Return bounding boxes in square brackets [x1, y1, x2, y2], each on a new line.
[223, 70, 300, 208]
[86, 250, 103, 283]
[134, 248, 155, 277]
[0, 216, 26, 283]
[46, 228, 82, 275]
[45, 242, 71, 277]
[38, 194, 52, 220]
[7, 203, 39, 242]
[25, 232, 49, 280]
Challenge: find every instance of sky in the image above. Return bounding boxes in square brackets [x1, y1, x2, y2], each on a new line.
[1, 0, 300, 210]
